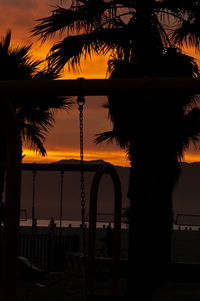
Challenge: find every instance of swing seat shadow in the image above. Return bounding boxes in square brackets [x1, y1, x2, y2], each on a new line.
[17, 256, 65, 288]
[17, 256, 47, 285]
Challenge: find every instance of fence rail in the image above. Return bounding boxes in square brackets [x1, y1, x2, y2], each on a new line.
[175, 214, 200, 226]
[18, 233, 80, 271]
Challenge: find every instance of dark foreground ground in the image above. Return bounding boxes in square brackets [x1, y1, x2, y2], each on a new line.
[16, 269, 200, 301]
[17, 271, 86, 301]
[153, 283, 200, 301]
[15, 229, 200, 300]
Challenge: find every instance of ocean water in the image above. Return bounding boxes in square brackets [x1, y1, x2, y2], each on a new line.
[20, 219, 129, 229]
[19, 219, 200, 231]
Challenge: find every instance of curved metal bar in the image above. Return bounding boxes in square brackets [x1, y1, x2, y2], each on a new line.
[87, 163, 122, 297]
[0, 97, 21, 301]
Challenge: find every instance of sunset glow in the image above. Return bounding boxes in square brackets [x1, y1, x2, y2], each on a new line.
[23, 147, 200, 166]
[1, 1, 200, 166]
[22, 148, 129, 167]
[183, 153, 200, 163]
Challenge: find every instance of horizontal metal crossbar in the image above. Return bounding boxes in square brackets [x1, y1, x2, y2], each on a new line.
[21, 162, 112, 172]
[0, 77, 199, 96]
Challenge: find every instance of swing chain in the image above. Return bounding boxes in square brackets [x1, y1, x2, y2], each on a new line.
[77, 95, 87, 257]
[60, 170, 64, 232]
[32, 168, 37, 232]
[77, 96, 85, 162]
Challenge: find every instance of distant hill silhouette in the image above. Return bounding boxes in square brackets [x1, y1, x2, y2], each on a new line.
[53, 159, 107, 165]
[20, 160, 200, 221]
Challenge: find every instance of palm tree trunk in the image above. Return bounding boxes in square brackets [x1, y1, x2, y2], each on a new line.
[151, 164, 173, 287]
[152, 158, 179, 286]
[0, 168, 5, 229]
[0, 132, 6, 223]
[125, 146, 175, 299]
[0, 132, 6, 284]
[125, 145, 153, 299]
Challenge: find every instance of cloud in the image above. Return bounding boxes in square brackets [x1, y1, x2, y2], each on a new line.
[0, 0, 60, 40]
[0, 1, 126, 167]
[0, 0, 58, 10]
[0, 0, 37, 9]
[0, 0, 109, 74]
[37, 96, 113, 150]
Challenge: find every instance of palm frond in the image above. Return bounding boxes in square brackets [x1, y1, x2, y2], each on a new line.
[47, 33, 95, 71]
[47, 26, 134, 71]
[95, 130, 127, 148]
[181, 107, 200, 153]
[74, 0, 111, 29]
[0, 30, 11, 53]
[171, 0, 200, 48]
[162, 47, 200, 78]
[95, 131, 116, 144]
[32, 0, 113, 42]
[33, 66, 61, 80]
[32, 6, 84, 41]
[93, 27, 133, 55]
[21, 123, 47, 156]
[18, 106, 54, 130]
[0, 31, 71, 158]
[172, 21, 200, 49]
[33, 66, 73, 109]
[0, 37, 43, 80]
[158, 0, 194, 11]
[29, 95, 72, 111]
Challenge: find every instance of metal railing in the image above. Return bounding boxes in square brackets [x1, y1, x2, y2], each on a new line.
[175, 214, 200, 226]
[18, 233, 73, 271]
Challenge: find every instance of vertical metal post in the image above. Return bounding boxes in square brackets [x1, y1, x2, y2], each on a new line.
[0, 96, 21, 301]
[87, 164, 122, 297]
[59, 170, 64, 232]
[32, 168, 36, 233]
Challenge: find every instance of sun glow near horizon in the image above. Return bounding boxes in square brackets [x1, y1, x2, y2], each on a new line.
[22, 148, 200, 167]
[3, 3, 200, 168]
[22, 148, 130, 167]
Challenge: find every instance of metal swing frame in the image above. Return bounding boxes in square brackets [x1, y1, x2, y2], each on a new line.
[76, 94, 122, 297]
[21, 161, 122, 293]
[1, 77, 200, 300]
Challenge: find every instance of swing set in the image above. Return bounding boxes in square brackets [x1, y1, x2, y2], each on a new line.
[21, 93, 122, 296]
[0, 79, 123, 301]
[1, 77, 199, 300]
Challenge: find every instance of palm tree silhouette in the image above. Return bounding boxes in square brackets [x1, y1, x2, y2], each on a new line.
[32, 1, 169, 72]
[32, 1, 200, 70]
[32, 2, 200, 298]
[0, 31, 71, 231]
[96, 48, 200, 295]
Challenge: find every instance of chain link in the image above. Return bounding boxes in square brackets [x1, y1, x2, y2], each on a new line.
[32, 169, 36, 232]
[60, 170, 64, 233]
[77, 95, 87, 258]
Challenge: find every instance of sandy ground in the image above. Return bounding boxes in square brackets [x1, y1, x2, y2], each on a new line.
[17, 272, 86, 301]
[153, 282, 200, 301]
[15, 228, 200, 300]
[16, 269, 200, 301]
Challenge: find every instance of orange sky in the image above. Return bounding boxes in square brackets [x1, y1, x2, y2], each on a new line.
[1, 1, 200, 166]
